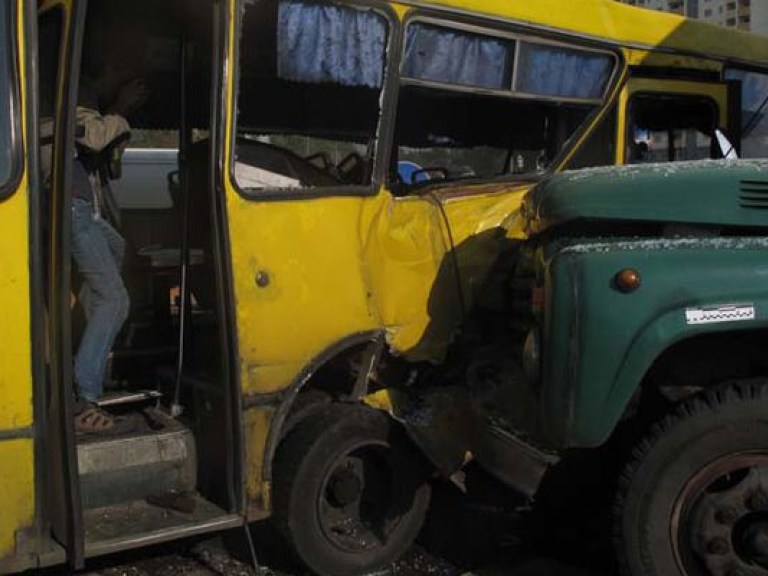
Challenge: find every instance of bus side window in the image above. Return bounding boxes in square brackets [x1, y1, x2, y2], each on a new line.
[626, 94, 718, 164]
[392, 22, 616, 191]
[233, 0, 389, 192]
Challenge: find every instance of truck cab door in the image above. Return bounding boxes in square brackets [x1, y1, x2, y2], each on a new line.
[618, 77, 735, 164]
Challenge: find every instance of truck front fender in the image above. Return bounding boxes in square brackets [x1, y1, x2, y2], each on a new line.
[541, 238, 768, 448]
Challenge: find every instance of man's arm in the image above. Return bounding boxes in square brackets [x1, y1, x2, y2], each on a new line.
[75, 106, 130, 153]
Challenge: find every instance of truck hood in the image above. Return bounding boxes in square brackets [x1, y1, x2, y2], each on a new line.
[523, 159, 768, 235]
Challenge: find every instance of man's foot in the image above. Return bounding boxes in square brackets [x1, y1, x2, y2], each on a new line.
[74, 404, 115, 433]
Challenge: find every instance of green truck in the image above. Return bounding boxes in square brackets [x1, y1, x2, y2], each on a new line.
[398, 159, 768, 576]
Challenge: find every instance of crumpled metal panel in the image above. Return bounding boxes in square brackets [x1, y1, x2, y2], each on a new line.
[363, 184, 529, 363]
[225, 178, 531, 519]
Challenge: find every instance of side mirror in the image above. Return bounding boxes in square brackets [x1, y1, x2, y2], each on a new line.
[715, 129, 739, 160]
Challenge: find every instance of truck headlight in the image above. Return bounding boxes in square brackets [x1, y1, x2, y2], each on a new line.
[523, 327, 541, 384]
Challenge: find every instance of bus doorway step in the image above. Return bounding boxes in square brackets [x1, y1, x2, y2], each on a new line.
[83, 497, 242, 559]
[78, 416, 195, 509]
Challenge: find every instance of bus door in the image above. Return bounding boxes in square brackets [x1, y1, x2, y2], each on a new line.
[38, 0, 87, 568]
[618, 77, 736, 164]
[0, 1, 40, 571]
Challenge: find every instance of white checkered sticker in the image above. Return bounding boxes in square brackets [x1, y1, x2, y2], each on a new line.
[685, 305, 756, 325]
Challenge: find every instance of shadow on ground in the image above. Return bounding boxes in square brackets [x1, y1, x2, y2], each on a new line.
[73, 462, 613, 576]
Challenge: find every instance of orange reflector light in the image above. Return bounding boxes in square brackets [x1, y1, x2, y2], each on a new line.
[615, 268, 642, 293]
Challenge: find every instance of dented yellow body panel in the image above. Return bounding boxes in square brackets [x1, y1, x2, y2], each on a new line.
[225, 180, 531, 511]
[0, 0, 36, 566]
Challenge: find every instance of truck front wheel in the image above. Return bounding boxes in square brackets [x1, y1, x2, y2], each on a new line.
[616, 381, 768, 576]
[273, 403, 432, 576]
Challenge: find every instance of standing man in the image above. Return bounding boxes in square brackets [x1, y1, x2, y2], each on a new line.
[71, 71, 147, 432]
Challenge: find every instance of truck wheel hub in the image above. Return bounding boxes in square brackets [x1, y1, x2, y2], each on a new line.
[672, 454, 768, 575]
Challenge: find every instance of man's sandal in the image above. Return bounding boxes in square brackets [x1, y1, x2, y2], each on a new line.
[75, 404, 114, 433]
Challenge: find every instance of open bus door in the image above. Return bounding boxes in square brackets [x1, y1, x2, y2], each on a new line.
[38, 0, 88, 568]
[32, 0, 243, 568]
[618, 77, 737, 165]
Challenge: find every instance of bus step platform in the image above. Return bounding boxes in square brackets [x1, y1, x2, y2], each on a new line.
[96, 389, 163, 408]
[84, 496, 242, 559]
[77, 415, 196, 509]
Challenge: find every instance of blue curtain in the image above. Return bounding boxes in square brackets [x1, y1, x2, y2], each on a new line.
[277, 1, 387, 89]
[402, 24, 512, 90]
[516, 43, 613, 100]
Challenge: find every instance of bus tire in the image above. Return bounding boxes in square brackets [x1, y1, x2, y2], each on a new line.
[615, 381, 768, 576]
[272, 402, 432, 576]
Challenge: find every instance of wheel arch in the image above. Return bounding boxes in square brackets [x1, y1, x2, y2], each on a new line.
[260, 330, 385, 481]
[571, 308, 768, 448]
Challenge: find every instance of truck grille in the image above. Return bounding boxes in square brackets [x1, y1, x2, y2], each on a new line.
[739, 180, 768, 209]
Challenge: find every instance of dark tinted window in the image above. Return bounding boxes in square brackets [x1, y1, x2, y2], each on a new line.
[0, 2, 16, 190]
[567, 105, 617, 170]
[627, 95, 718, 164]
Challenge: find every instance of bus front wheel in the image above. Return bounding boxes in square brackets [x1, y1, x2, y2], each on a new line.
[273, 403, 432, 576]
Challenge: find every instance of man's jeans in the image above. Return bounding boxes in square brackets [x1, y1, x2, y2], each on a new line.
[71, 198, 130, 402]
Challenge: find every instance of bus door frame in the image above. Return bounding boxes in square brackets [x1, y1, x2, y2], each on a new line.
[38, 0, 88, 568]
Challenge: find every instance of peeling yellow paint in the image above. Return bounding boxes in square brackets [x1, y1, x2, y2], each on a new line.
[243, 407, 274, 515]
[242, 362, 303, 396]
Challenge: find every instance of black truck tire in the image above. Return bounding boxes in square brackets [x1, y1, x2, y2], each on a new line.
[615, 381, 768, 576]
[272, 402, 432, 576]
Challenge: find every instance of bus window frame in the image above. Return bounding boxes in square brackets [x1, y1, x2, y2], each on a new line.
[228, 0, 400, 202]
[625, 91, 720, 164]
[0, 0, 24, 202]
[399, 16, 620, 106]
[389, 9, 624, 195]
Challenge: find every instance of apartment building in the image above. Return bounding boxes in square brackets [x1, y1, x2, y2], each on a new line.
[621, 0, 767, 34]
